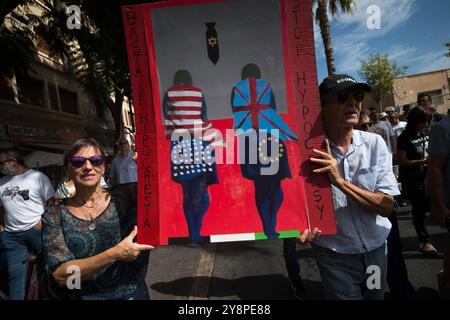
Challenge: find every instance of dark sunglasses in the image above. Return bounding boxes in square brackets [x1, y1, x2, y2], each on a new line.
[118, 141, 128, 145]
[337, 91, 365, 103]
[69, 155, 104, 168]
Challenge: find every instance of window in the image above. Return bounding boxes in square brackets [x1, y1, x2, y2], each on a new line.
[59, 88, 78, 114]
[16, 75, 45, 107]
[47, 83, 59, 111]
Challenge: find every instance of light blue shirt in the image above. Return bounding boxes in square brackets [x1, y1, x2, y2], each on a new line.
[110, 151, 137, 185]
[313, 130, 400, 254]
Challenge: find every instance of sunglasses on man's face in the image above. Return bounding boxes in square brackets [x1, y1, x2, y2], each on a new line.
[118, 141, 128, 145]
[337, 91, 365, 104]
[69, 155, 104, 168]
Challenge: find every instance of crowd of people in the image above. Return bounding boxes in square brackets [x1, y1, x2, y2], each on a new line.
[0, 74, 449, 300]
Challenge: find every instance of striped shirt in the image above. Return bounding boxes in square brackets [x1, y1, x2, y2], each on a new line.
[163, 85, 222, 145]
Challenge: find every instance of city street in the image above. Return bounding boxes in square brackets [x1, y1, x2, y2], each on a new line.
[146, 206, 450, 300]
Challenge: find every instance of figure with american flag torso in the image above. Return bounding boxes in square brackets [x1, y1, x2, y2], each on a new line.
[231, 64, 298, 239]
[162, 70, 219, 243]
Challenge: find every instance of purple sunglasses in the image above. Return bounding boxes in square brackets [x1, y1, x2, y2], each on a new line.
[69, 155, 104, 168]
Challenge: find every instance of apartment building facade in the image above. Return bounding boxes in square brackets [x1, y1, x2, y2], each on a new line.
[0, 1, 119, 184]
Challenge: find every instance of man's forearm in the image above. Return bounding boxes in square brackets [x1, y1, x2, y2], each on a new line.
[335, 179, 394, 217]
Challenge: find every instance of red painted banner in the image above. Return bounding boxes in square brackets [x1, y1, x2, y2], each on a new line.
[122, 0, 336, 245]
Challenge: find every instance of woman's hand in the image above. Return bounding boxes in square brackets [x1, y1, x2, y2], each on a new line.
[113, 226, 155, 262]
[310, 139, 343, 187]
[296, 227, 321, 245]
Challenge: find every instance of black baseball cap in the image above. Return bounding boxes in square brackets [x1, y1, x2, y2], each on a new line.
[319, 74, 371, 98]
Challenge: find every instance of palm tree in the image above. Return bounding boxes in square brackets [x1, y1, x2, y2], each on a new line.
[0, 1, 37, 78]
[0, 24, 36, 78]
[32, 0, 131, 141]
[314, 0, 355, 76]
[0, 0, 34, 26]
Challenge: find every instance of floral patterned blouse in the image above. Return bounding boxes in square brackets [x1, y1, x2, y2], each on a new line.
[42, 185, 149, 300]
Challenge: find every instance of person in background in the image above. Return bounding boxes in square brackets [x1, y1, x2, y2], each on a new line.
[400, 105, 411, 122]
[397, 107, 437, 256]
[282, 238, 307, 299]
[0, 148, 55, 300]
[369, 110, 396, 158]
[389, 112, 407, 139]
[379, 112, 389, 121]
[110, 137, 137, 193]
[417, 93, 445, 128]
[356, 109, 374, 132]
[42, 138, 154, 300]
[0, 232, 8, 298]
[381, 111, 397, 158]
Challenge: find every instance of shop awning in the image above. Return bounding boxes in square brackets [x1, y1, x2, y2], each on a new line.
[24, 151, 64, 168]
[21, 143, 70, 153]
[21, 142, 114, 157]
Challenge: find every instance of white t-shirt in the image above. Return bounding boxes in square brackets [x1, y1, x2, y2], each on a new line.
[392, 121, 407, 138]
[0, 169, 55, 232]
[372, 121, 395, 153]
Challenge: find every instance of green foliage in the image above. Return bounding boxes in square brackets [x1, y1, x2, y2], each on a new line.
[0, 24, 36, 78]
[313, 0, 355, 75]
[358, 53, 408, 106]
[313, 0, 355, 23]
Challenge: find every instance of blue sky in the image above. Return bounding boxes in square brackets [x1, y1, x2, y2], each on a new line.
[313, 0, 450, 82]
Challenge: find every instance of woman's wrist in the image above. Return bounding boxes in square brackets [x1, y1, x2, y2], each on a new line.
[106, 246, 120, 263]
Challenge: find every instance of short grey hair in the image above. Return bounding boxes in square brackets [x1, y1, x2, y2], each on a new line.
[0, 148, 25, 166]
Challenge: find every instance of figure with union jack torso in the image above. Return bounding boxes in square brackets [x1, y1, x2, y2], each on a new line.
[231, 63, 298, 239]
[162, 70, 220, 243]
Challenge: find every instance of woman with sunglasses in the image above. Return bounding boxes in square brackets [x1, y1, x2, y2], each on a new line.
[397, 106, 438, 256]
[41, 138, 155, 300]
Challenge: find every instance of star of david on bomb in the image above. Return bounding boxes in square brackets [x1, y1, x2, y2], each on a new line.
[208, 36, 217, 47]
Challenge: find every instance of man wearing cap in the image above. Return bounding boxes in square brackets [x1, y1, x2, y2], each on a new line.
[310, 74, 400, 300]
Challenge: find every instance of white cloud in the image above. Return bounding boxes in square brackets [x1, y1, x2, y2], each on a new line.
[314, 0, 417, 77]
[334, 41, 372, 75]
[408, 50, 450, 74]
[384, 45, 450, 75]
[333, 0, 416, 39]
[387, 46, 417, 63]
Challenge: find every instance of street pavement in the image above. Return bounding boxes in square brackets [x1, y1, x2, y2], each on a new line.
[146, 205, 450, 300]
